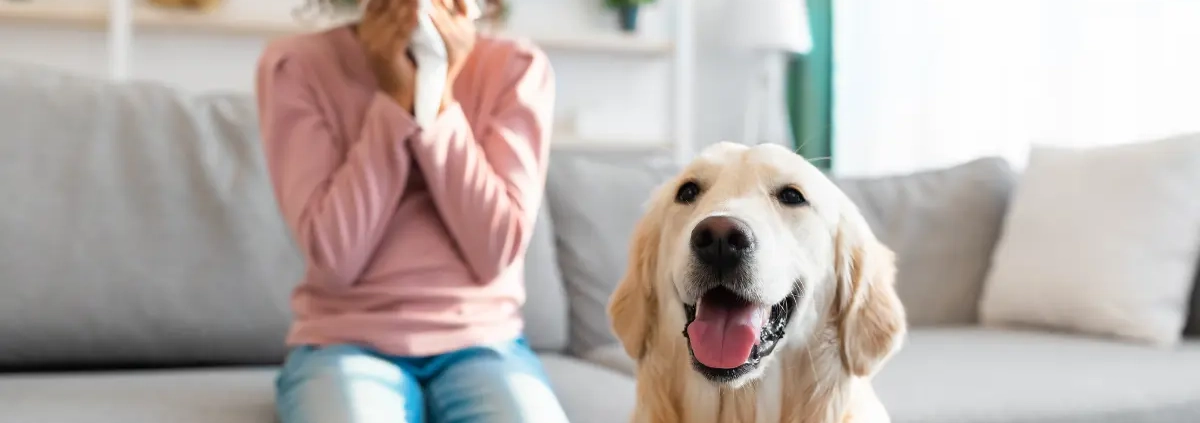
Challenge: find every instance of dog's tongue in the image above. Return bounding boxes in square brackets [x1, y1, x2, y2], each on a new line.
[686, 298, 766, 369]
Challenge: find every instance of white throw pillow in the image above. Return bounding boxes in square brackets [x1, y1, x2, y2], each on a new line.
[979, 133, 1200, 346]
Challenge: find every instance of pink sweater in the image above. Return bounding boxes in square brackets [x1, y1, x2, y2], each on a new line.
[255, 26, 554, 357]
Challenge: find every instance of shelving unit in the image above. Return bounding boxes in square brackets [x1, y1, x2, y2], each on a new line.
[0, 0, 693, 161]
[0, 2, 674, 54]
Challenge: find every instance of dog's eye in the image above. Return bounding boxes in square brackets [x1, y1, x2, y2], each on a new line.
[776, 187, 807, 206]
[675, 181, 701, 204]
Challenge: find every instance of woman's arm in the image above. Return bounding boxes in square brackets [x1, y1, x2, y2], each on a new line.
[256, 44, 419, 289]
[408, 45, 555, 283]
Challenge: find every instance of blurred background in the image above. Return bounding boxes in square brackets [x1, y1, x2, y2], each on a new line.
[3, 0, 1199, 174]
[1, 1, 1199, 422]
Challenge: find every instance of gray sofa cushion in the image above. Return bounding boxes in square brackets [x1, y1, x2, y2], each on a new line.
[576, 328, 1200, 423]
[522, 206, 570, 352]
[545, 152, 678, 356]
[0, 354, 635, 423]
[540, 354, 637, 423]
[583, 344, 637, 376]
[833, 158, 1016, 326]
[0, 368, 277, 423]
[564, 328, 1200, 423]
[874, 328, 1200, 423]
[1187, 258, 1200, 336]
[0, 64, 302, 368]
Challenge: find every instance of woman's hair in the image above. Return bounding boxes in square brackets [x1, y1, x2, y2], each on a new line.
[295, 0, 505, 23]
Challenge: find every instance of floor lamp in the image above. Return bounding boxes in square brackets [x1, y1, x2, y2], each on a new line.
[728, 0, 813, 147]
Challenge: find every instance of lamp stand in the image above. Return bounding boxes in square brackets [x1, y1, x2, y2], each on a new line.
[741, 51, 793, 148]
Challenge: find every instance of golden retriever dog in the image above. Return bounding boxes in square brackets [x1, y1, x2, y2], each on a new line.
[607, 142, 907, 423]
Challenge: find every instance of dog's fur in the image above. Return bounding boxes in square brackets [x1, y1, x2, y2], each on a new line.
[607, 142, 907, 423]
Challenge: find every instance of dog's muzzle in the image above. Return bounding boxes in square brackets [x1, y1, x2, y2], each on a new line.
[690, 215, 755, 276]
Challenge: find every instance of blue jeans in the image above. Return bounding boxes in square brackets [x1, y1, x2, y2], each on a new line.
[275, 337, 570, 423]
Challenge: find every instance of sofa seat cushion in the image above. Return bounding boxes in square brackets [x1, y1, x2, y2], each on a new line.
[567, 328, 1200, 423]
[0, 368, 277, 423]
[0, 354, 634, 423]
[874, 328, 1200, 423]
[540, 354, 637, 422]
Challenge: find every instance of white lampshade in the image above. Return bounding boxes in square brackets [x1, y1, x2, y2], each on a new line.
[725, 0, 813, 54]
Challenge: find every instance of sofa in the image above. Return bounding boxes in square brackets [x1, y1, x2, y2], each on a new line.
[1, 60, 1198, 423]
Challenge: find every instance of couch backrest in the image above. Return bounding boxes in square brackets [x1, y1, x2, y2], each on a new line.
[535, 151, 1200, 358]
[1186, 257, 1200, 335]
[543, 152, 679, 356]
[835, 158, 1018, 326]
[0, 63, 298, 369]
[537, 153, 1026, 358]
[0, 61, 568, 370]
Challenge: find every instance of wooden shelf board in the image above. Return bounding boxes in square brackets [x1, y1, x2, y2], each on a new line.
[0, 1, 106, 29]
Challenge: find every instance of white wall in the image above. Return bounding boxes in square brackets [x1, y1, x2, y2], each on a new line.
[0, 0, 755, 152]
[690, 0, 761, 149]
[832, 0, 1200, 176]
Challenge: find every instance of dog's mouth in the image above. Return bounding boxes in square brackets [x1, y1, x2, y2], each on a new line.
[682, 285, 801, 382]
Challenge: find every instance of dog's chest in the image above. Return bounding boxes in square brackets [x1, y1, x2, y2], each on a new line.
[679, 366, 786, 423]
[753, 364, 784, 423]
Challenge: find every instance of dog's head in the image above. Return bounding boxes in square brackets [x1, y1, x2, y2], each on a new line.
[608, 142, 906, 388]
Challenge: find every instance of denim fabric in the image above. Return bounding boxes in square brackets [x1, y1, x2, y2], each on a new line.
[275, 337, 569, 423]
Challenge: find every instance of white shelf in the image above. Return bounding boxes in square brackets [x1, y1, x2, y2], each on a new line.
[552, 133, 671, 152]
[513, 32, 672, 55]
[1, 0, 693, 158]
[0, 1, 673, 55]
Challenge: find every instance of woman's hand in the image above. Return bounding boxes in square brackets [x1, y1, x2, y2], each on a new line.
[358, 0, 419, 113]
[430, 0, 478, 111]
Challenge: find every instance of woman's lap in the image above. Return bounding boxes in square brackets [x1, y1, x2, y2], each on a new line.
[275, 338, 569, 423]
[276, 344, 424, 423]
[422, 337, 568, 423]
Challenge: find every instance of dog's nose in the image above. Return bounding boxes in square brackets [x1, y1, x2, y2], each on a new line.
[690, 216, 755, 272]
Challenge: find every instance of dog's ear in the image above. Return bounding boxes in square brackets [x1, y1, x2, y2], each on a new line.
[607, 203, 665, 361]
[833, 208, 907, 377]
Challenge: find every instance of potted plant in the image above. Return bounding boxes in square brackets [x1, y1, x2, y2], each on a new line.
[478, 1, 513, 33]
[605, 0, 656, 33]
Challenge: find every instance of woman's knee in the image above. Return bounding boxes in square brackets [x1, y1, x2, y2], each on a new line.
[275, 345, 423, 423]
[426, 341, 569, 423]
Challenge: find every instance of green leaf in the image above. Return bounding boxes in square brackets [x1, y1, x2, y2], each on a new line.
[604, 0, 657, 9]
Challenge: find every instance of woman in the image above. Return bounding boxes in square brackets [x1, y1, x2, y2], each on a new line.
[254, 0, 565, 421]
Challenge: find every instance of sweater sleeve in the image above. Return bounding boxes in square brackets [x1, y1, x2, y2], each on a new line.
[256, 46, 419, 289]
[407, 46, 555, 283]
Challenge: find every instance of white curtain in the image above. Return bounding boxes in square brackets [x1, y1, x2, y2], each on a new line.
[832, 0, 1200, 177]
